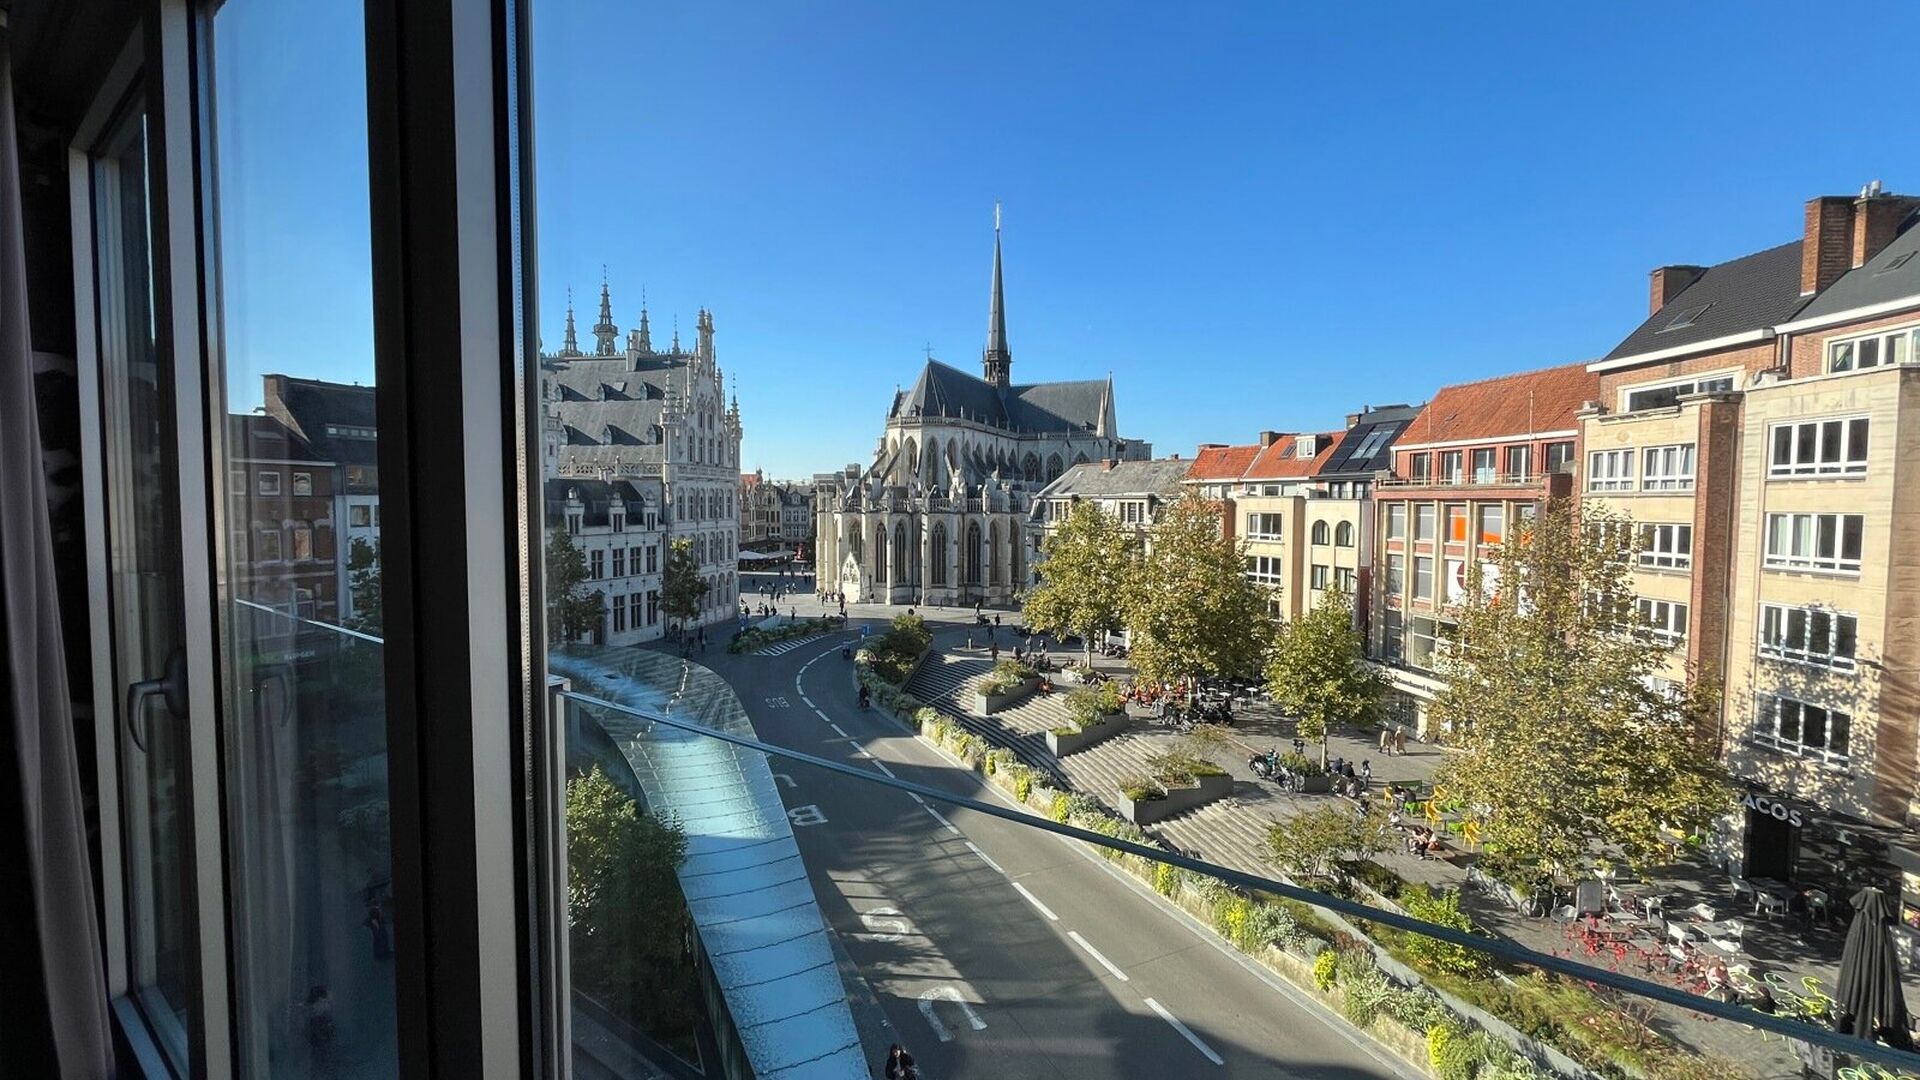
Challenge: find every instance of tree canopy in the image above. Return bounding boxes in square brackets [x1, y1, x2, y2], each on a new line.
[546, 528, 604, 643]
[1430, 499, 1733, 876]
[1122, 495, 1273, 684]
[1022, 501, 1138, 661]
[1265, 584, 1384, 766]
[346, 536, 383, 634]
[660, 537, 710, 627]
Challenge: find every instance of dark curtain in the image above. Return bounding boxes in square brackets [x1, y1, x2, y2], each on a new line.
[0, 25, 114, 1079]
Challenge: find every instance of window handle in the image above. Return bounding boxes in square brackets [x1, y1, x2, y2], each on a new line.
[125, 648, 188, 754]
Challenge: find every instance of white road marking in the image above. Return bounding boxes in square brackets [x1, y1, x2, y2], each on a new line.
[917, 987, 987, 1043]
[771, 772, 796, 789]
[908, 793, 926, 805]
[799, 694, 815, 708]
[1068, 931, 1130, 982]
[857, 906, 910, 942]
[925, 806, 960, 834]
[871, 760, 896, 778]
[812, 708, 833, 723]
[1011, 882, 1058, 921]
[964, 842, 1005, 875]
[787, 804, 828, 827]
[828, 722, 848, 737]
[1145, 997, 1224, 1065]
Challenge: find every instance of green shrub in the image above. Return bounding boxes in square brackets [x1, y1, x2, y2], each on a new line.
[1341, 962, 1393, 1028]
[1049, 793, 1071, 823]
[1427, 1023, 1478, 1080]
[1153, 860, 1182, 897]
[1120, 776, 1165, 802]
[1397, 887, 1489, 979]
[1381, 985, 1450, 1034]
[1278, 751, 1325, 776]
[1013, 771, 1034, 804]
[1063, 683, 1124, 729]
[1312, 949, 1338, 991]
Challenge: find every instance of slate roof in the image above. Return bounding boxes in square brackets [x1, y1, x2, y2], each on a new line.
[1401, 362, 1599, 446]
[542, 477, 656, 528]
[263, 375, 378, 466]
[1796, 210, 1920, 320]
[893, 359, 1110, 435]
[1036, 457, 1192, 501]
[1184, 443, 1262, 481]
[1600, 241, 1809, 365]
[1317, 405, 1422, 478]
[1245, 431, 1342, 481]
[228, 413, 327, 463]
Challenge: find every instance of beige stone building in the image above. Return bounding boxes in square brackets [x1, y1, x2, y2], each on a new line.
[1583, 187, 1920, 902]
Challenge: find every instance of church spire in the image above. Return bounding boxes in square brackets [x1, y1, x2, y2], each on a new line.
[982, 202, 1011, 387]
[636, 287, 653, 353]
[593, 270, 618, 355]
[562, 287, 581, 356]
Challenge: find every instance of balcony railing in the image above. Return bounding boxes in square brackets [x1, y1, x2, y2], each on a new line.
[1376, 471, 1544, 490]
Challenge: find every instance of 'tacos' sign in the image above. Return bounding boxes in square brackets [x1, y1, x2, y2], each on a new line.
[1744, 792, 1806, 829]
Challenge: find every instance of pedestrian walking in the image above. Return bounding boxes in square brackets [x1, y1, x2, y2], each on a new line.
[1393, 725, 1407, 755]
[882, 1043, 918, 1080]
[990, 641, 1000, 661]
[994, 613, 1001, 627]
[1359, 759, 1372, 782]
[1378, 726, 1391, 754]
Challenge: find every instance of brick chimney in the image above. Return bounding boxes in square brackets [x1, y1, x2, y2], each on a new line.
[1258, 430, 1284, 448]
[1101, 458, 1115, 471]
[1345, 411, 1363, 429]
[1853, 185, 1920, 269]
[1802, 196, 1857, 296]
[1649, 265, 1705, 314]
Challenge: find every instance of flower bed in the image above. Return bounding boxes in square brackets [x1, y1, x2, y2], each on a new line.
[973, 659, 1041, 714]
[1046, 684, 1129, 755]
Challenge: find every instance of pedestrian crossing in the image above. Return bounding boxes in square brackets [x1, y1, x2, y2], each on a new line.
[753, 633, 835, 656]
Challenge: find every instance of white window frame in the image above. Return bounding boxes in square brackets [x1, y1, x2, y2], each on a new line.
[1244, 555, 1285, 586]
[1752, 694, 1852, 766]
[1385, 504, 1406, 541]
[1617, 369, 1740, 412]
[1763, 512, 1864, 574]
[1640, 444, 1696, 492]
[1439, 450, 1464, 483]
[1309, 563, 1331, 590]
[1637, 523, 1692, 570]
[256, 470, 281, 496]
[1768, 416, 1870, 478]
[1587, 449, 1635, 492]
[1635, 597, 1688, 644]
[1758, 603, 1858, 671]
[1826, 323, 1920, 374]
[1246, 512, 1285, 540]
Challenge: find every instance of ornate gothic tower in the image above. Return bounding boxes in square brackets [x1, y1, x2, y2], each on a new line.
[982, 203, 1012, 388]
[593, 278, 618, 355]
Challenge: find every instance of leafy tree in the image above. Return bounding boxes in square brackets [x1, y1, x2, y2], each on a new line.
[546, 527, 605, 643]
[345, 536, 383, 634]
[1122, 495, 1273, 685]
[566, 766, 698, 1050]
[660, 537, 711, 630]
[1266, 801, 1395, 881]
[1397, 887, 1489, 978]
[1265, 584, 1384, 767]
[1430, 499, 1733, 877]
[1023, 502, 1138, 664]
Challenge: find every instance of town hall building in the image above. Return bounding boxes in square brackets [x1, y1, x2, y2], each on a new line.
[814, 213, 1148, 607]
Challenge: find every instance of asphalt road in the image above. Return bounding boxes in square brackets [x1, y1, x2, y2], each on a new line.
[703, 608, 1419, 1080]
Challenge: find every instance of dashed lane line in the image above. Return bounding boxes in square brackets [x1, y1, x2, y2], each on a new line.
[1067, 931, 1130, 982]
[871, 760, 896, 778]
[828, 722, 849, 737]
[1145, 998, 1224, 1065]
[964, 842, 1005, 875]
[1011, 882, 1058, 921]
[925, 806, 960, 835]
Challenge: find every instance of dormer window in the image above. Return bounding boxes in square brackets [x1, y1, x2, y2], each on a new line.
[1296, 436, 1317, 459]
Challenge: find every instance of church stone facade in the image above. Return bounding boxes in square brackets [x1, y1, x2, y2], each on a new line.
[815, 217, 1148, 607]
[541, 281, 742, 631]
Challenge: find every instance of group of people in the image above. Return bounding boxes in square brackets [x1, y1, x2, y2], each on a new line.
[1375, 722, 1411, 756]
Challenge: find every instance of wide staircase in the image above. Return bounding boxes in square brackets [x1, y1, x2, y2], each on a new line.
[905, 651, 1061, 779]
[1152, 799, 1281, 875]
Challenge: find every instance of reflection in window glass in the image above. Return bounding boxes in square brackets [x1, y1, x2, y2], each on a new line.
[211, 1, 395, 1074]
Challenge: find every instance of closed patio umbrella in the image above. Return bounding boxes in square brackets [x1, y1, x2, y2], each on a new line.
[1835, 886, 1913, 1050]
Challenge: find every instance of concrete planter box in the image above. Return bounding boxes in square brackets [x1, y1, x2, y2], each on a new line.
[1045, 712, 1128, 757]
[1119, 772, 1232, 825]
[973, 676, 1039, 715]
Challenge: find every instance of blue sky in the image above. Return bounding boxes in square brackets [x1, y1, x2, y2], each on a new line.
[219, 1, 1920, 477]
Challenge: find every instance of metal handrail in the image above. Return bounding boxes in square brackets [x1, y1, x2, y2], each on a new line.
[555, 687, 1920, 1073]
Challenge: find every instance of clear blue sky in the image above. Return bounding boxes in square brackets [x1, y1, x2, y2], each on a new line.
[218, 1, 1920, 478]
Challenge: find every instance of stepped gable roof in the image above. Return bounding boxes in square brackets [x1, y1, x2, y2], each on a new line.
[1317, 405, 1421, 478]
[1402, 361, 1599, 446]
[1038, 457, 1192, 500]
[1245, 431, 1343, 480]
[1797, 209, 1920, 320]
[1184, 442, 1261, 482]
[1601, 241, 1809, 365]
[893, 359, 1106, 434]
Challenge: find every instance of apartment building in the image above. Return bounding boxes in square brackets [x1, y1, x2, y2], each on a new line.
[546, 478, 670, 645]
[1305, 405, 1421, 632]
[1235, 430, 1340, 620]
[1370, 363, 1596, 738]
[228, 414, 343, 625]
[1184, 441, 1263, 511]
[1580, 188, 1920, 904]
[1027, 458, 1192, 593]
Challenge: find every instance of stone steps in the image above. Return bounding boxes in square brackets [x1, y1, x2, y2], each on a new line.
[906, 653, 1060, 779]
[1151, 798, 1281, 879]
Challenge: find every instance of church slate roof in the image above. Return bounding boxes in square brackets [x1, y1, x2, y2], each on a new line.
[1599, 241, 1809, 365]
[893, 359, 1108, 434]
[542, 477, 654, 527]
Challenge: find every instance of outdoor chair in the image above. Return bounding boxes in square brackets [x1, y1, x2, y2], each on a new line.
[1756, 891, 1788, 919]
[1807, 889, 1832, 926]
[1687, 901, 1717, 923]
[1706, 919, 1744, 955]
[1731, 875, 1756, 910]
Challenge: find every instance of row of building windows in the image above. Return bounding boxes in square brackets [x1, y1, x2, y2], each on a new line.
[609, 589, 660, 633]
[1406, 442, 1574, 484]
[1587, 444, 1696, 493]
[587, 544, 661, 581]
[679, 488, 734, 521]
[1762, 512, 1864, 574]
[1384, 501, 1520, 546]
[236, 521, 332, 563]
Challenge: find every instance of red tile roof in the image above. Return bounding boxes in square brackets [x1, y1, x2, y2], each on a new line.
[1184, 443, 1263, 481]
[1399, 361, 1600, 447]
[1244, 430, 1344, 480]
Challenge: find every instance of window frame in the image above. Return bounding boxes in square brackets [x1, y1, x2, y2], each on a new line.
[1758, 602, 1859, 671]
[1385, 503, 1406, 541]
[1768, 416, 1870, 479]
[1617, 369, 1740, 412]
[1763, 511, 1865, 575]
[1635, 597, 1688, 644]
[1586, 448, 1636, 492]
[1637, 523, 1693, 570]
[1827, 323, 1919, 374]
[1752, 694, 1853, 766]
[1640, 444, 1696, 492]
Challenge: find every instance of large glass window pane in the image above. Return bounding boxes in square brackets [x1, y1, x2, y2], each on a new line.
[210, 1, 397, 1074]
